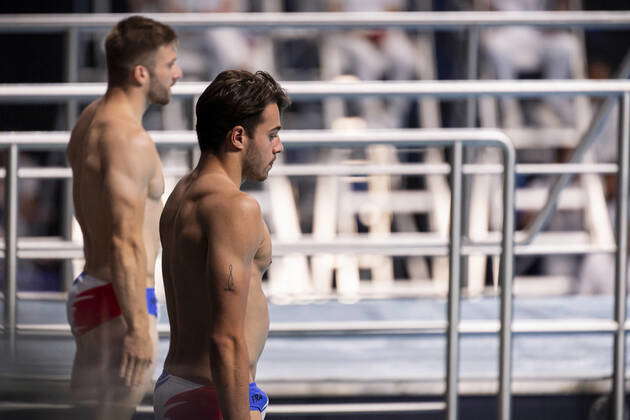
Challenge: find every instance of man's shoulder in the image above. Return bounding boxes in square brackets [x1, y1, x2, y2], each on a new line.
[200, 188, 261, 219]
[197, 186, 262, 232]
[98, 120, 152, 150]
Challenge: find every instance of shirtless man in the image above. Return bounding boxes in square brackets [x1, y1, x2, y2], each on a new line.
[65, 16, 182, 419]
[154, 70, 290, 419]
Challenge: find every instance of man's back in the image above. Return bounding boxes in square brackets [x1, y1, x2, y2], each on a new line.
[160, 168, 271, 384]
[67, 98, 164, 284]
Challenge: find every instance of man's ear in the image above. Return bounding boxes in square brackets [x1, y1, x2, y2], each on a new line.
[228, 126, 247, 151]
[131, 64, 150, 86]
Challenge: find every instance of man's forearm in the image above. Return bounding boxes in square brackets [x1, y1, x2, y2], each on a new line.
[209, 336, 251, 419]
[110, 239, 149, 331]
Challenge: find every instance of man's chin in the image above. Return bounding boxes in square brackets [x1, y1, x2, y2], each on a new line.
[151, 97, 170, 106]
[148, 91, 171, 106]
[249, 173, 268, 183]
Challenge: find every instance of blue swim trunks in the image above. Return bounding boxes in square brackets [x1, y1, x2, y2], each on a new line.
[249, 382, 269, 412]
[154, 370, 269, 419]
[146, 287, 158, 317]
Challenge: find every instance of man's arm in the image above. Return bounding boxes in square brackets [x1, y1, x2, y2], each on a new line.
[101, 130, 155, 387]
[203, 194, 263, 420]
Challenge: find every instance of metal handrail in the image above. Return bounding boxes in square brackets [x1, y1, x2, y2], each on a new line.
[0, 128, 517, 420]
[2, 79, 630, 102]
[4, 318, 625, 338]
[0, 11, 629, 31]
[0, 12, 628, 420]
[0, 162, 620, 179]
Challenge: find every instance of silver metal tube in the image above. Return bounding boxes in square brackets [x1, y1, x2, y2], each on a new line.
[3, 144, 18, 358]
[466, 28, 479, 126]
[65, 28, 79, 127]
[1, 236, 615, 260]
[461, 26, 480, 290]
[499, 133, 517, 420]
[446, 141, 463, 420]
[2, 80, 630, 103]
[613, 92, 630, 420]
[11, 317, 625, 338]
[0, 127, 572, 147]
[0, 162, 620, 179]
[0, 11, 629, 32]
[522, 50, 630, 244]
[62, 27, 79, 291]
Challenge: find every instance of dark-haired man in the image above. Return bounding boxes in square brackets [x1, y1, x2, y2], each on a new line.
[66, 15, 182, 419]
[154, 70, 290, 420]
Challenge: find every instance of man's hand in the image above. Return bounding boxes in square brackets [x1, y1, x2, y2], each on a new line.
[119, 329, 153, 387]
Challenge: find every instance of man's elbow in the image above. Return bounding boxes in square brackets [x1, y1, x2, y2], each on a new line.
[111, 233, 144, 256]
[209, 333, 246, 359]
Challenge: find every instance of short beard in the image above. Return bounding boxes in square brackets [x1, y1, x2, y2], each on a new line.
[243, 140, 267, 182]
[147, 71, 170, 105]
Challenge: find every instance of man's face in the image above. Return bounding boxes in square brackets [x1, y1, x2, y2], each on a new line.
[147, 43, 182, 105]
[243, 103, 283, 182]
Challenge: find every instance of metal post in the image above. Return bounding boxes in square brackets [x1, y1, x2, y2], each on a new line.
[613, 92, 630, 420]
[465, 28, 479, 126]
[62, 27, 79, 290]
[447, 141, 463, 420]
[499, 138, 516, 420]
[461, 27, 480, 290]
[3, 144, 18, 358]
[65, 28, 79, 128]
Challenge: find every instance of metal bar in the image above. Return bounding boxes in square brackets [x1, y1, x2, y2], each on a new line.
[0, 11, 629, 32]
[613, 92, 630, 420]
[1, 80, 630, 103]
[522, 49, 630, 244]
[466, 28, 479, 126]
[62, 27, 79, 291]
[11, 318, 624, 338]
[65, 28, 79, 128]
[461, 26, 480, 291]
[446, 141, 463, 420]
[0, 128, 512, 148]
[3, 145, 18, 359]
[266, 401, 446, 414]
[2, 239, 615, 259]
[499, 133, 517, 420]
[0, 162, 618, 179]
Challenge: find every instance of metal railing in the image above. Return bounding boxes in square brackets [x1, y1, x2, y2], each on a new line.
[0, 11, 628, 30]
[1, 79, 630, 419]
[0, 10, 629, 420]
[0, 127, 517, 420]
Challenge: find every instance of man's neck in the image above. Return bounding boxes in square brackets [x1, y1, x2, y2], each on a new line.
[104, 85, 148, 123]
[196, 151, 244, 188]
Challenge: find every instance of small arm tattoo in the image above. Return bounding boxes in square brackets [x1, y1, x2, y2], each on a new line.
[224, 264, 236, 292]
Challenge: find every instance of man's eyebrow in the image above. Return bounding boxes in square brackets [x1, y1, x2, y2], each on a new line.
[268, 126, 282, 133]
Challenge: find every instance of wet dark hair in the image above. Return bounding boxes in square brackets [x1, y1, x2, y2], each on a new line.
[105, 15, 177, 87]
[195, 70, 291, 154]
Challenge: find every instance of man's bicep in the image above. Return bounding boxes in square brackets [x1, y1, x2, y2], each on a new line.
[100, 137, 152, 235]
[205, 238, 254, 333]
[102, 167, 148, 236]
[204, 202, 262, 333]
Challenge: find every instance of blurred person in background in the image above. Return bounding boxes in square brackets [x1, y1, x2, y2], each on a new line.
[480, 0, 581, 127]
[65, 16, 182, 419]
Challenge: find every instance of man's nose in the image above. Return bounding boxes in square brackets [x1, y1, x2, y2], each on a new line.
[174, 64, 183, 81]
[274, 138, 284, 154]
